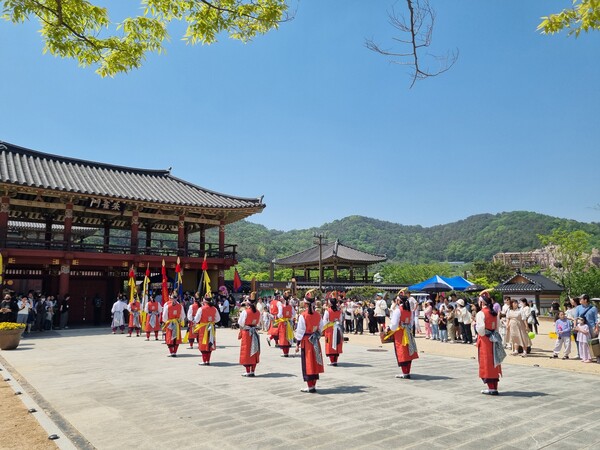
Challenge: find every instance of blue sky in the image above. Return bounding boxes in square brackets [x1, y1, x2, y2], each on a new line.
[1, 1, 599, 231]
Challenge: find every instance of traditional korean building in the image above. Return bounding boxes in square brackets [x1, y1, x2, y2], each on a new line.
[494, 270, 564, 315]
[273, 239, 387, 290]
[0, 141, 265, 324]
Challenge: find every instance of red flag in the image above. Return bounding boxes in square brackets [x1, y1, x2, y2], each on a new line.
[161, 259, 169, 303]
[201, 254, 208, 271]
[233, 268, 242, 293]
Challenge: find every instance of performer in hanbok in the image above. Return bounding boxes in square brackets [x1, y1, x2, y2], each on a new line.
[144, 295, 163, 341]
[194, 294, 220, 365]
[295, 291, 324, 393]
[238, 292, 261, 377]
[266, 294, 280, 347]
[127, 298, 142, 337]
[162, 293, 185, 357]
[389, 296, 419, 379]
[275, 291, 295, 357]
[187, 296, 201, 349]
[475, 293, 505, 395]
[322, 296, 344, 366]
[111, 294, 128, 334]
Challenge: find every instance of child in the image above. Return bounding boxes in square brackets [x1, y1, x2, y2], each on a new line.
[551, 311, 571, 359]
[574, 317, 592, 363]
[430, 309, 440, 341]
[261, 308, 270, 332]
[438, 311, 448, 342]
[446, 306, 456, 343]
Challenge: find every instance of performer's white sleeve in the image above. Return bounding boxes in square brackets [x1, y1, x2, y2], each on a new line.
[390, 308, 401, 331]
[194, 308, 202, 323]
[476, 311, 486, 336]
[295, 315, 306, 342]
[321, 310, 330, 327]
[161, 305, 168, 322]
[277, 302, 283, 319]
[179, 305, 185, 322]
[187, 306, 195, 322]
[214, 309, 221, 323]
[238, 310, 247, 327]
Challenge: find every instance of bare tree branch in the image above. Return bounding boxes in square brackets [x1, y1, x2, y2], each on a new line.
[365, 0, 458, 88]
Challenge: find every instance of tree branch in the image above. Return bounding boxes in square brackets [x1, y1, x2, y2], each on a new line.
[365, 0, 458, 88]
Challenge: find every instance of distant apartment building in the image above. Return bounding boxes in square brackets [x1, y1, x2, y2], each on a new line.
[493, 246, 600, 270]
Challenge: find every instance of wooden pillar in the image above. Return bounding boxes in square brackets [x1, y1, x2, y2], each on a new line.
[218, 269, 225, 291]
[0, 196, 9, 248]
[200, 226, 206, 256]
[333, 264, 338, 282]
[350, 267, 354, 282]
[145, 223, 152, 253]
[64, 203, 73, 250]
[306, 268, 310, 281]
[103, 220, 111, 252]
[59, 263, 71, 298]
[130, 210, 139, 254]
[178, 215, 185, 256]
[364, 266, 368, 283]
[45, 214, 53, 249]
[219, 221, 225, 258]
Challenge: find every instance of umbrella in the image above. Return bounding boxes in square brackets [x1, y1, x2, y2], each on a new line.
[409, 275, 452, 292]
[418, 275, 453, 293]
[464, 284, 487, 293]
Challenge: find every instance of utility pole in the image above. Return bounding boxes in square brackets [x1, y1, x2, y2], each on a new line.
[313, 232, 327, 291]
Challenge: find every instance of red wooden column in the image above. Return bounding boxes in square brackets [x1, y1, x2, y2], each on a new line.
[218, 222, 225, 287]
[130, 210, 139, 254]
[0, 196, 9, 248]
[59, 263, 71, 297]
[178, 215, 186, 256]
[63, 203, 73, 250]
[199, 225, 206, 256]
[219, 222, 225, 257]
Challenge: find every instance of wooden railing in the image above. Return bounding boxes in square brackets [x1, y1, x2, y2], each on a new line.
[4, 237, 236, 260]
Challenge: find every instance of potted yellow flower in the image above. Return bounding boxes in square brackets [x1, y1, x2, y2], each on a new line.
[0, 322, 26, 350]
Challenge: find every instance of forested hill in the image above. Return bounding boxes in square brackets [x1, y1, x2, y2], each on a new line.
[206, 211, 600, 266]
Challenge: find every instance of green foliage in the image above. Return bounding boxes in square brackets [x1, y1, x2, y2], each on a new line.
[346, 286, 380, 301]
[538, 0, 600, 36]
[569, 266, 600, 298]
[379, 262, 453, 285]
[470, 260, 514, 284]
[1, 0, 287, 76]
[218, 212, 600, 268]
[539, 228, 592, 296]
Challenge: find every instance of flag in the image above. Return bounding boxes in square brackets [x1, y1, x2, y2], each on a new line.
[141, 263, 150, 329]
[198, 254, 211, 296]
[128, 266, 136, 303]
[175, 257, 183, 299]
[161, 259, 169, 304]
[233, 268, 242, 293]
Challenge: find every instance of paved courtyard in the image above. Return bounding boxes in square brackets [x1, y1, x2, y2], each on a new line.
[1, 327, 599, 450]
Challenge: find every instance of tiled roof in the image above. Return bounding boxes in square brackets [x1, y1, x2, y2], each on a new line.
[494, 272, 564, 293]
[274, 240, 387, 266]
[0, 141, 265, 210]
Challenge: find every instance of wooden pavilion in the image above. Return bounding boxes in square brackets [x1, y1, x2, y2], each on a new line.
[0, 141, 265, 324]
[273, 239, 387, 284]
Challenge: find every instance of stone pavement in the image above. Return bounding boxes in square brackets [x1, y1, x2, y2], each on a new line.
[1, 327, 599, 450]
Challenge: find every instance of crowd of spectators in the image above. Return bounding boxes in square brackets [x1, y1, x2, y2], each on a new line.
[0, 290, 71, 332]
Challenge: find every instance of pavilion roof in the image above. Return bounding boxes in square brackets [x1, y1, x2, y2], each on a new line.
[0, 141, 265, 211]
[494, 272, 563, 294]
[274, 240, 387, 267]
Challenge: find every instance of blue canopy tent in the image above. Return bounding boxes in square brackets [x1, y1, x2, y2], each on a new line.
[409, 275, 473, 292]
